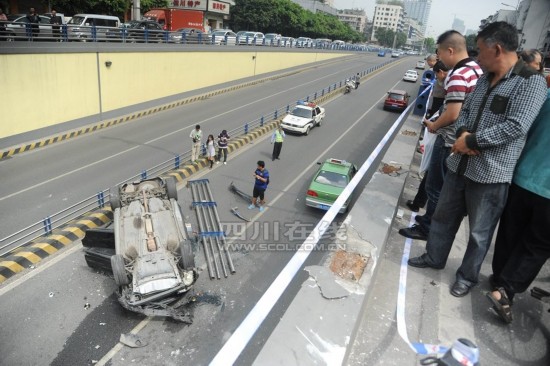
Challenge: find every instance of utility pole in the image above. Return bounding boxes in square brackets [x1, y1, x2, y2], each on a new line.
[132, 0, 141, 21]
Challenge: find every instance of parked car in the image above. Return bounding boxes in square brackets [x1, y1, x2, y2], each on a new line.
[403, 70, 419, 82]
[416, 60, 426, 69]
[210, 30, 237, 45]
[305, 158, 357, 213]
[239, 31, 264, 45]
[4, 14, 52, 41]
[264, 33, 281, 46]
[378, 50, 386, 57]
[391, 50, 400, 58]
[383, 90, 410, 112]
[107, 20, 165, 42]
[295, 36, 313, 48]
[66, 14, 120, 41]
[170, 28, 208, 44]
[280, 36, 295, 47]
[281, 101, 325, 136]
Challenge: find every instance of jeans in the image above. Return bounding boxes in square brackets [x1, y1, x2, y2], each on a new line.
[492, 183, 550, 299]
[417, 136, 450, 233]
[424, 171, 509, 287]
[217, 147, 228, 162]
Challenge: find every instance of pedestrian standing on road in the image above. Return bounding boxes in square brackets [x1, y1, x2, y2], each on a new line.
[216, 129, 230, 164]
[189, 124, 202, 163]
[271, 125, 285, 161]
[486, 61, 550, 324]
[399, 30, 482, 241]
[50, 9, 62, 41]
[206, 134, 216, 169]
[0, 7, 7, 36]
[248, 160, 269, 212]
[407, 22, 548, 298]
[26, 8, 40, 39]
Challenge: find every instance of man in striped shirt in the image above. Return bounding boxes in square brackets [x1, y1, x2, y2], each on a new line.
[399, 30, 482, 241]
[408, 22, 547, 298]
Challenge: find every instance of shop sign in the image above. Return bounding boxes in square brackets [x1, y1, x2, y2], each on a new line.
[170, 0, 207, 11]
[208, 0, 230, 15]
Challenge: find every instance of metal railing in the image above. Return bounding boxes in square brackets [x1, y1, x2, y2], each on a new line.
[0, 57, 398, 256]
[0, 22, 372, 51]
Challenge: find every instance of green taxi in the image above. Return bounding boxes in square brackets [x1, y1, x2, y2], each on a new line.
[305, 158, 357, 213]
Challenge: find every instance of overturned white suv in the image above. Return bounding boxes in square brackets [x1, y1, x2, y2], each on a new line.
[83, 177, 198, 322]
[281, 101, 325, 136]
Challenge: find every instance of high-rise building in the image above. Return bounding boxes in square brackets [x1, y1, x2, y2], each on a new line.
[452, 17, 466, 34]
[371, 3, 404, 42]
[338, 9, 367, 33]
[403, 0, 432, 35]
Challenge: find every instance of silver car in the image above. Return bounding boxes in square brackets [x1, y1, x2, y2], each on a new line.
[4, 14, 52, 41]
[211, 30, 237, 45]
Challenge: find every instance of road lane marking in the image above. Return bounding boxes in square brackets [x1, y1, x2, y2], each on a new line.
[210, 79, 405, 365]
[0, 64, 357, 203]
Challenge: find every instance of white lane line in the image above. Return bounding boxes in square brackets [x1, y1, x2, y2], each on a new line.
[210, 79, 404, 366]
[0, 63, 359, 203]
[93, 79, 403, 366]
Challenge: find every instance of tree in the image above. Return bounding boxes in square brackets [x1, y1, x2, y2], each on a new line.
[395, 31, 407, 49]
[424, 37, 435, 53]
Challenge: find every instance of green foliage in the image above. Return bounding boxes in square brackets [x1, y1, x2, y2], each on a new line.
[229, 0, 364, 42]
[465, 34, 477, 52]
[424, 37, 435, 53]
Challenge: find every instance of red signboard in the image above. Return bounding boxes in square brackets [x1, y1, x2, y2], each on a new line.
[208, 0, 230, 15]
[170, 0, 207, 11]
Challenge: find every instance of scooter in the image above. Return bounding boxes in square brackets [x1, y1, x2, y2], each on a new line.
[344, 79, 354, 94]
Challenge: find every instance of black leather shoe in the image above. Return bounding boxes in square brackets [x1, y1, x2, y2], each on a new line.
[408, 255, 444, 269]
[451, 281, 471, 297]
[399, 224, 428, 241]
[406, 200, 420, 212]
[414, 214, 425, 223]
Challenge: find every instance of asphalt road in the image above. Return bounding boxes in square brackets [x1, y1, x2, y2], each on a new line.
[0, 55, 422, 365]
[0, 53, 410, 254]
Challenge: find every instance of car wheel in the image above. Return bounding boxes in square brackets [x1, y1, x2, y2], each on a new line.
[111, 254, 130, 286]
[166, 177, 178, 200]
[317, 119, 322, 127]
[109, 186, 121, 210]
[304, 125, 311, 136]
[179, 241, 195, 270]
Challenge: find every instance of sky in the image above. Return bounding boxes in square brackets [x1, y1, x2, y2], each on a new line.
[333, 0, 519, 38]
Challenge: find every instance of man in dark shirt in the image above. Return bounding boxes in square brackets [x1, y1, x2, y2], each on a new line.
[49, 9, 62, 40]
[248, 161, 269, 212]
[408, 22, 547, 298]
[26, 7, 40, 39]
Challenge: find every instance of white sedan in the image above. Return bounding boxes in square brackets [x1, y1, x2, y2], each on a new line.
[403, 70, 419, 83]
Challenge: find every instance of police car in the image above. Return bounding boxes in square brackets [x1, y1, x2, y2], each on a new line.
[280, 101, 325, 136]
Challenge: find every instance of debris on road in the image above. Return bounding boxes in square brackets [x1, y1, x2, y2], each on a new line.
[120, 333, 148, 348]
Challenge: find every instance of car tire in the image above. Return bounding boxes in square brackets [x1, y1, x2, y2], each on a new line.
[111, 254, 130, 286]
[317, 119, 322, 127]
[304, 125, 311, 136]
[166, 177, 178, 200]
[179, 241, 195, 270]
[110, 186, 121, 210]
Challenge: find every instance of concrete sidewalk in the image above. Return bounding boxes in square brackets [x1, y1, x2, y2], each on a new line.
[253, 111, 550, 365]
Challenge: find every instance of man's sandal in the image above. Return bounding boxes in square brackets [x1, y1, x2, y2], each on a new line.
[486, 287, 513, 324]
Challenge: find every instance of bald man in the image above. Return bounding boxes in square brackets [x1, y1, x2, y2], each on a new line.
[399, 31, 482, 242]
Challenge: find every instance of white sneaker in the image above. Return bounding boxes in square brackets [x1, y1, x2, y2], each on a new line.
[223, 162, 227, 165]
[216, 161, 220, 164]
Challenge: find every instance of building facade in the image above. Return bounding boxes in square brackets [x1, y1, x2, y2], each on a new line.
[403, 17, 424, 50]
[337, 8, 367, 34]
[371, 4, 404, 42]
[479, 0, 550, 63]
[291, 0, 338, 16]
[403, 0, 432, 35]
[452, 17, 465, 34]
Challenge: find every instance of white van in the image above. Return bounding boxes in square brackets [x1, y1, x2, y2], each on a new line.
[67, 14, 120, 41]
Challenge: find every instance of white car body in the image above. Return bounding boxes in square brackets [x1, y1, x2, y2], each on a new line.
[403, 70, 419, 82]
[416, 60, 426, 69]
[281, 103, 325, 135]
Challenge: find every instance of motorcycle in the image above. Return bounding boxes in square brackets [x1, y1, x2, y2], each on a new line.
[344, 79, 354, 94]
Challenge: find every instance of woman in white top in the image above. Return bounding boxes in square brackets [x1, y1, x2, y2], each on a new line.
[206, 134, 216, 169]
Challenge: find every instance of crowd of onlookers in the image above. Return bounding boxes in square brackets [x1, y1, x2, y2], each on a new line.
[401, 21, 549, 324]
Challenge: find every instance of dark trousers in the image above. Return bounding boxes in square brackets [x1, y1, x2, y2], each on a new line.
[272, 142, 282, 159]
[492, 183, 550, 300]
[217, 147, 227, 162]
[417, 136, 450, 233]
[412, 172, 428, 208]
